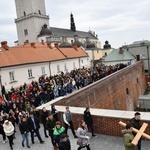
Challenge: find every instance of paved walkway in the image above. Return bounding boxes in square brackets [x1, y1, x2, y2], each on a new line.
[0, 125, 150, 150]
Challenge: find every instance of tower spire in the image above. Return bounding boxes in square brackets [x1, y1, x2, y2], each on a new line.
[70, 13, 76, 32]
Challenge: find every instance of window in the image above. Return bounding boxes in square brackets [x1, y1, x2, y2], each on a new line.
[23, 11, 26, 16]
[24, 29, 28, 36]
[41, 66, 45, 75]
[73, 62, 75, 69]
[9, 71, 15, 82]
[57, 65, 60, 73]
[64, 63, 67, 71]
[137, 78, 139, 83]
[28, 69, 33, 78]
[126, 88, 129, 95]
[97, 50, 99, 53]
[38, 10, 41, 15]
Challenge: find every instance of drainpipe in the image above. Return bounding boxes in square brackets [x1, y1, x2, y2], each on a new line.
[49, 62, 51, 76]
[79, 58, 81, 68]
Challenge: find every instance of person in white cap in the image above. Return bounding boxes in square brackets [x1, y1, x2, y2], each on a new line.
[3, 120, 14, 150]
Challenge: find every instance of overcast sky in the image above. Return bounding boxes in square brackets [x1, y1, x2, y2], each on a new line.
[0, 0, 150, 48]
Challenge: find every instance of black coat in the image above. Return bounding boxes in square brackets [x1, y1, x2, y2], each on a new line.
[19, 121, 29, 134]
[83, 111, 93, 125]
[59, 138, 71, 150]
[41, 111, 48, 125]
[45, 118, 56, 136]
[27, 117, 40, 131]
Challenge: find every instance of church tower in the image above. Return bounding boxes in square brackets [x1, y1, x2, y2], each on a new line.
[14, 0, 49, 45]
[70, 13, 76, 32]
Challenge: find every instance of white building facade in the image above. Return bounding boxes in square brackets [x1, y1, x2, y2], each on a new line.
[1, 57, 88, 91]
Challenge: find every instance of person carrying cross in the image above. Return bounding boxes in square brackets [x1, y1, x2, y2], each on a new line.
[122, 123, 138, 150]
[130, 112, 141, 150]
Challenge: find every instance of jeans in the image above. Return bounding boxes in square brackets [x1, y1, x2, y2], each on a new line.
[30, 129, 43, 143]
[87, 124, 95, 136]
[21, 132, 29, 146]
[137, 139, 141, 150]
[43, 124, 48, 137]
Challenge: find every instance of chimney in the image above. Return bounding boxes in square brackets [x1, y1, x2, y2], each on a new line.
[47, 42, 52, 49]
[119, 47, 123, 54]
[73, 43, 78, 51]
[54, 43, 59, 49]
[30, 42, 36, 48]
[1, 41, 9, 50]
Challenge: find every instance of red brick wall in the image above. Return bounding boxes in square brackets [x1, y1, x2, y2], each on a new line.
[58, 112, 150, 137]
[55, 61, 146, 110]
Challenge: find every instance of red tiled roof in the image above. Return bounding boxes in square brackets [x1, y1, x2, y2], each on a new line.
[0, 42, 88, 67]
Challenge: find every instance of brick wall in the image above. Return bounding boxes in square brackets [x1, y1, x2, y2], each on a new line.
[57, 112, 150, 137]
[54, 61, 146, 110]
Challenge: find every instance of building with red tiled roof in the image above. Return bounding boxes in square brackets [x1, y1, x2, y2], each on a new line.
[0, 41, 88, 90]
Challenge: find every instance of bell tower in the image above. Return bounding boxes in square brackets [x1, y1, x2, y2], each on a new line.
[14, 0, 50, 45]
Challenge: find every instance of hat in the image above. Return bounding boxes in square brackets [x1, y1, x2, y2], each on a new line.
[4, 120, 9, 124]
[134, 112, 141, 116]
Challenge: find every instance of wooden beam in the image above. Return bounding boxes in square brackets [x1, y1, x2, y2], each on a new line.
[131, 123, 147, 145]
[119, 121, 150, 140]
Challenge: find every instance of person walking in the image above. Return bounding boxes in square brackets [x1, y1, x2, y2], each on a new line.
[63, 106, 77, 138]
[41, 107, 49, 138]
[53, 121, 65, 146]
[59, 133, 71, 150]
[122, 123, 138, 150]
[19, 116, 30, 148]
[27, 112, 44, 144]
[0, 115, 7, 144]
[51, 104, 58, 121]
[46, 113, 57, 150]
[3, 120, 14, 150]
[76, 120, 90, 150]
[130, 112, 141, 150]
[83, 107, 96, 137]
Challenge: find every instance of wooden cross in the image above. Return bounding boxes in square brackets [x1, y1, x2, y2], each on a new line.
[119, 121, 150, 145]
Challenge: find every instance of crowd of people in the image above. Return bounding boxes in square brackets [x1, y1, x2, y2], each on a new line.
[0, 103, 96, 150]
[0, 63, 128, 150]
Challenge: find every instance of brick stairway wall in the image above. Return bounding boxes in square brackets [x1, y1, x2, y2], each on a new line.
[55, 61, 146, 110]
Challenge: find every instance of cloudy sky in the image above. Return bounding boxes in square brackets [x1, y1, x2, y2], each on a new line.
[0, 0, 150, 48]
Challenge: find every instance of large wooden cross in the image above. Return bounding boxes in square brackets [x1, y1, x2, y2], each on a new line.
[119, 121, 150, 145]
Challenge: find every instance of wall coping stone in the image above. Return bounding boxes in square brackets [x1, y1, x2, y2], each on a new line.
[37, 96, 150, 121]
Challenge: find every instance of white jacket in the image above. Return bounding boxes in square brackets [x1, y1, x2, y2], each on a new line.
[3, 121, 14, 136]
[76, 127, 89, 146]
